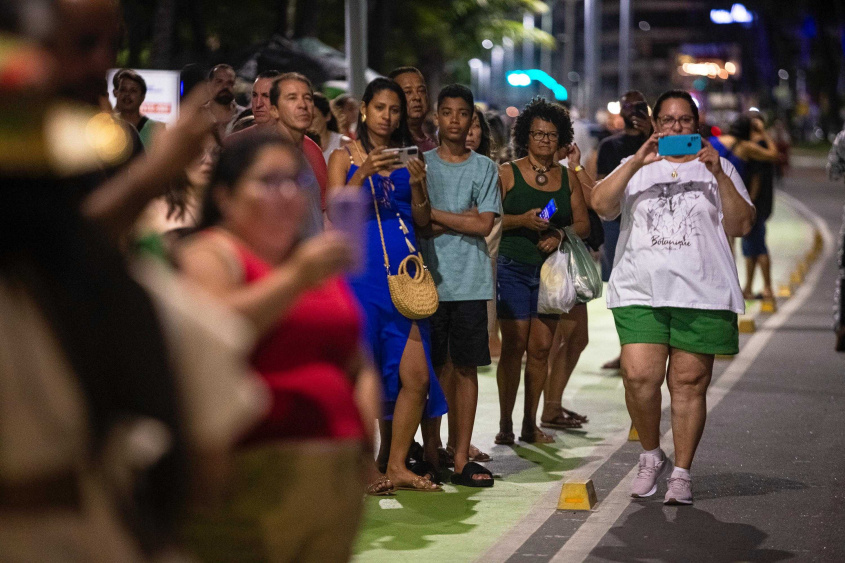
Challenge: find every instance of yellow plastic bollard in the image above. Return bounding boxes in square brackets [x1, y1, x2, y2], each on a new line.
[557, 480, 598, 510]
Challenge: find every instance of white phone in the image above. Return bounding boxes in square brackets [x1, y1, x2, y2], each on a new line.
[384, 146, 420, 165]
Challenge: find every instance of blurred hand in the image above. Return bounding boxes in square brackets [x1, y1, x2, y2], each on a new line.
[144, 85, 216, 183]
[406, 157, 426, 187]
[521, 208, 549, 232]
[290, 231, 355, 287]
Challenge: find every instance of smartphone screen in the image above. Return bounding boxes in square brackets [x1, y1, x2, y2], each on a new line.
[539, 198, 557, 221]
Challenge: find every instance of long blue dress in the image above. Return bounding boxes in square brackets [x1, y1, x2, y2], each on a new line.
[346, 164, 448, 419]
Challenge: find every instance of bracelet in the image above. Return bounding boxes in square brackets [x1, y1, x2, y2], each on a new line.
[413, 197, 429, 208]
[570, 165, 584, 173]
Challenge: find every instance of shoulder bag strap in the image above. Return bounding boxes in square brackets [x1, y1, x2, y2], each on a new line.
[353, 143, 391, 274]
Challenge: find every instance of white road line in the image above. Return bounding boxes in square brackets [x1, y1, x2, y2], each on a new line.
[550, 192, 835, 562]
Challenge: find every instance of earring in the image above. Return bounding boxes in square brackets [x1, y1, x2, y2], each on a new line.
[361, 113, 367, 123]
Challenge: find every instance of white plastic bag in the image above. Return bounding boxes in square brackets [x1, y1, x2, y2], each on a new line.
[538, 248, 577, 314]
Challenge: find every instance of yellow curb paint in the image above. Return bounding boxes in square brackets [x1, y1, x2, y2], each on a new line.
[791, 270, 803, 285]
[557, 480, 598, 511]
[739, 316, 756, 333]
[760, 299, 777, 313]
[777, 284, 792, 298]
[715, 353, 734, 360]
[627, 424, 639, 442]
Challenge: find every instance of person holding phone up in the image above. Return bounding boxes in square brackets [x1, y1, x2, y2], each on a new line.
[495, 97, 590, 446]
[327, 78, 448, 493]
[591, 90, 755, 506]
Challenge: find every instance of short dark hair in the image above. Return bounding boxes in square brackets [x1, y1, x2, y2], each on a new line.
[113, 69, 147, 96]
[208, 64, 235, 81]
[652, 89, 699, 127]
[389, 66, 424, 81]
[512, 97, 574, 158]
[437, 84, 474, 114]
[256, 70, 282, 81]
[620, 90, 647, 103]
[269, 72, 313, 106]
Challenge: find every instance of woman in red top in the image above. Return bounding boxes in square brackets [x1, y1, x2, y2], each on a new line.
[179, 132, 382, 562]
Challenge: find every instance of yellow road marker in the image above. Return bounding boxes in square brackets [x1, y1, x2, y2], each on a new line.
[557, 480, 598, 511]
[738, 316, 756, 333]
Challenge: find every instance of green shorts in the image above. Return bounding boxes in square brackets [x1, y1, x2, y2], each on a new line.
[611, 306, 739, 356]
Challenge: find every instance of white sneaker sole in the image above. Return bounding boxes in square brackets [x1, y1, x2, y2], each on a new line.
[664, 497, 693, 505]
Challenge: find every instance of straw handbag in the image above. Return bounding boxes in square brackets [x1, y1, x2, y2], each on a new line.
[364, 164, 439, 320]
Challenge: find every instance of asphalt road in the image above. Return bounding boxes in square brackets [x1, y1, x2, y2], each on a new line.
[515, 163, 845, 562]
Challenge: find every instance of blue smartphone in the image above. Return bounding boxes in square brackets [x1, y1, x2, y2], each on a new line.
[539, 198, 557, 221]
[658, 134, 701, 157]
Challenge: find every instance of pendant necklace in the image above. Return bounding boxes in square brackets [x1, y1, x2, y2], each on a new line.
[528, 156, 554, 186]
[668, 160, 683, 179]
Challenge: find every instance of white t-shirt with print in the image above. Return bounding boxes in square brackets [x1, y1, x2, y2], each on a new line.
[606, 157, 753, 314]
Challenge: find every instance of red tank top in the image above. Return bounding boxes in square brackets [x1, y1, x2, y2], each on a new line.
[227, 236, 366, 444]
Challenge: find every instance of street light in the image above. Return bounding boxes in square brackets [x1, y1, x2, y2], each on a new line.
[507, 69, 568, 101]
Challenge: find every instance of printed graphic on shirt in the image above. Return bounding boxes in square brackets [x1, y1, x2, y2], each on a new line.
[642, 180, 715, 250]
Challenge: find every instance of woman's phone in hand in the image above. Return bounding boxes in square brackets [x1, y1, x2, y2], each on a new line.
[539, 198, 557, 221]
[384, 146, 420, 165]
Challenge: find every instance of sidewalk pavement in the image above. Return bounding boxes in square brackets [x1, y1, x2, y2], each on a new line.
[354, 179, 818, 562]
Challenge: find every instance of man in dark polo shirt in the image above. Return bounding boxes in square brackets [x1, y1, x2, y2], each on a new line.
[594, 90, 652, 369]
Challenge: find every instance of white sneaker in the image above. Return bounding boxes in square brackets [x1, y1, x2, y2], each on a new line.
[630, 450, 670, 498]
[664, 476, 693, 505]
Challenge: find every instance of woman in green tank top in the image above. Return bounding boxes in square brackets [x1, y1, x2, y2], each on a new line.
[495, 98, 590, 445]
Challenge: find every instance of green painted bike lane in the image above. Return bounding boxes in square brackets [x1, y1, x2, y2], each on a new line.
[353, 190, 815, 562]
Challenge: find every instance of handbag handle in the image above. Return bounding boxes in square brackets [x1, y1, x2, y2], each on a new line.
[397, 255, 426, 282]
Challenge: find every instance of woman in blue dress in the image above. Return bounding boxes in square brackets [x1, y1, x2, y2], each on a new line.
[328, 78, 447, 492]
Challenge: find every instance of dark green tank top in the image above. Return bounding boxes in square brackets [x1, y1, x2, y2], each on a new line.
[499, 162, 572, 266]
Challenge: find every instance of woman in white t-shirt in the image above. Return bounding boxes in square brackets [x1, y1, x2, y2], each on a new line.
[591, 90, 755, 506]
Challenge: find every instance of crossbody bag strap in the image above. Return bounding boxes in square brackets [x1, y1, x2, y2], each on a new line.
[353, 143, 391, 274]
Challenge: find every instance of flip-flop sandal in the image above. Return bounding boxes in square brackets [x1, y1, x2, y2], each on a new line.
[519, 430, 555, 444]
[562, 408, 589, 423]
[366, 475, 395, 496]
[540, 415, 582, 430]
[394, 475, 443, 492]
[446, 445, 492, 463]
[469, 444, 491, 462]
[494, 431, 515, 445]
[450, 462, 494, 488]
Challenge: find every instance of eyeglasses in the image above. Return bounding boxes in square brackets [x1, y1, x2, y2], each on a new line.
[529, 130, 559, 141]
[251, 173, 310, 196]
[657, 115, 695, 128]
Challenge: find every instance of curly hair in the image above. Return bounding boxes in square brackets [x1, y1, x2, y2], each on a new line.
[511, 97, 574, 158]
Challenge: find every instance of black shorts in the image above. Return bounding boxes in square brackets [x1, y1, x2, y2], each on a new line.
[430, 300, 491, 368]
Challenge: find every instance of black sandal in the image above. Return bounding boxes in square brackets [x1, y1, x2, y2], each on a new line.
[450, 462, 494, 488]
